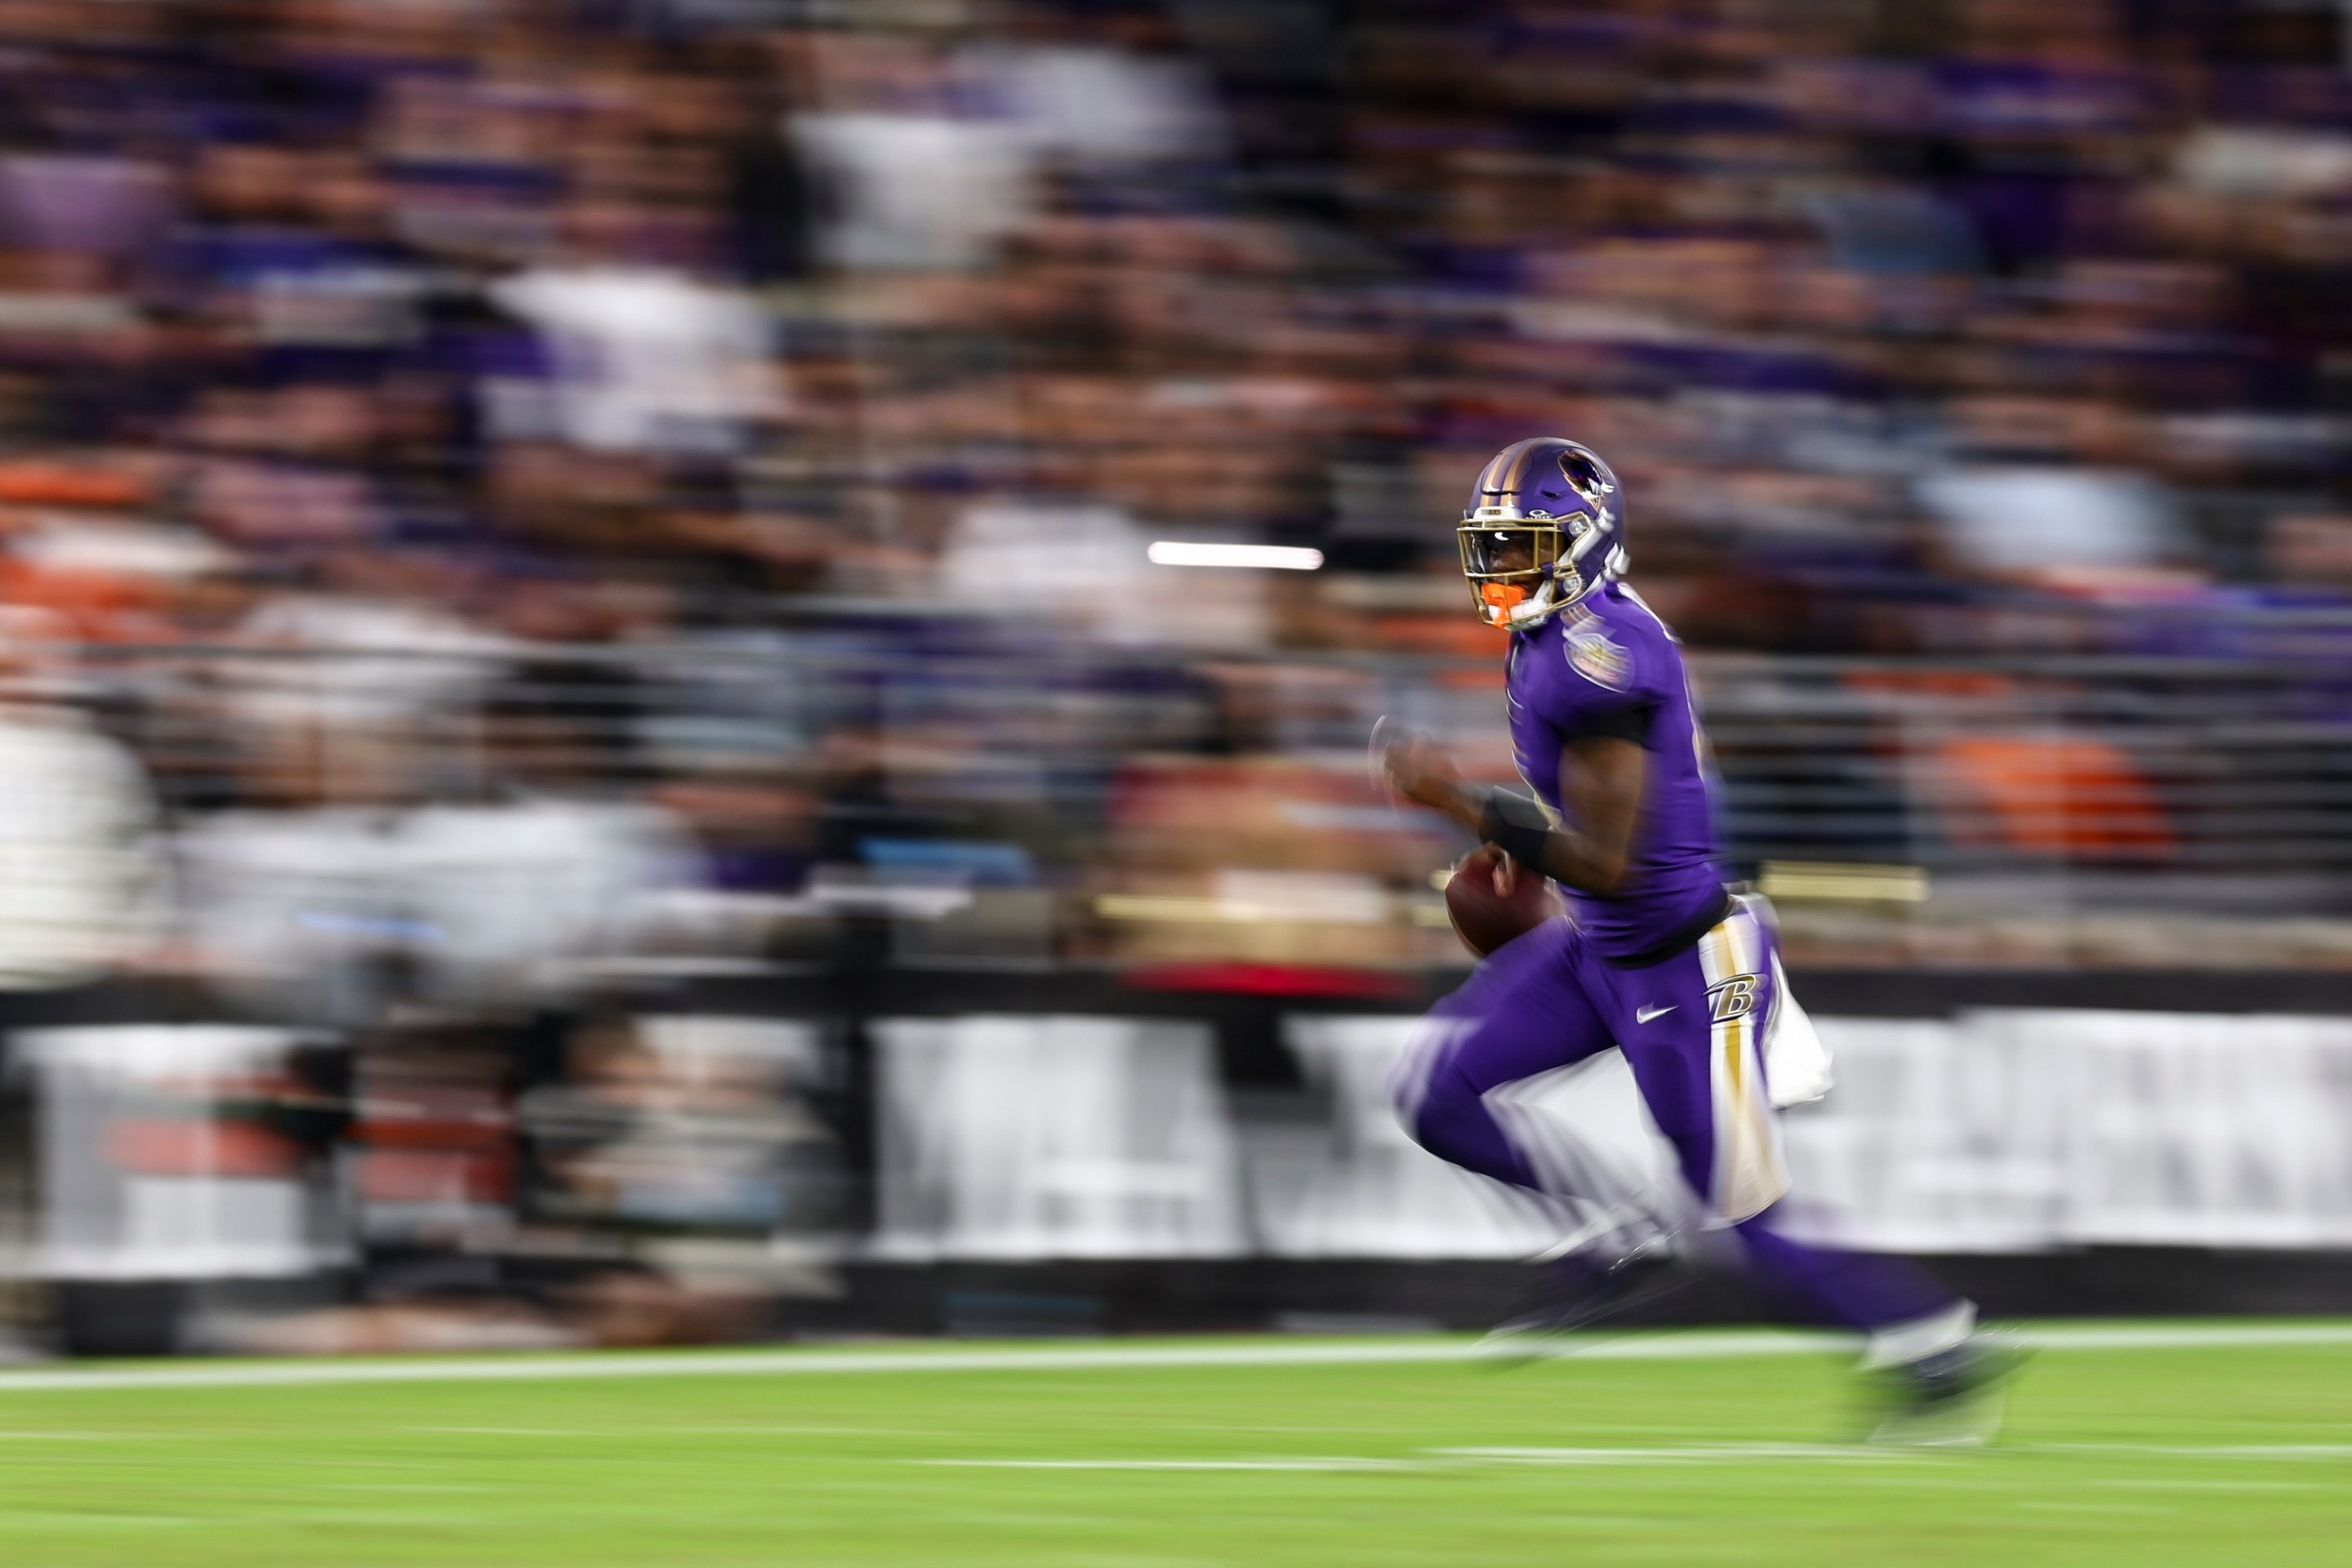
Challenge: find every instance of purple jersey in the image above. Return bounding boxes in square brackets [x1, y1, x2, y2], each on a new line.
[1504, 581, 1727, 960]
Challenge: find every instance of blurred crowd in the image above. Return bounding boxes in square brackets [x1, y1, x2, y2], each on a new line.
[0, 0, 2345, 1008]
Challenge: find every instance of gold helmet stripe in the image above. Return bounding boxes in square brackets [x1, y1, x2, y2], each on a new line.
[1499, 438, 1542, 496]
[1473, 439, 1547, 515]
[1472, 448, 1508, 501]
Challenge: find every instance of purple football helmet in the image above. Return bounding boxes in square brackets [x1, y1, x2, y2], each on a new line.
[1459, 437, 1626, 628]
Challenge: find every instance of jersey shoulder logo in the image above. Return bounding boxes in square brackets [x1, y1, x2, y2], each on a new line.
[1564, 622, 1632, 692]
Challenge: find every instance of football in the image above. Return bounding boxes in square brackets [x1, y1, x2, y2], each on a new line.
[1444, 843, 1561, 957]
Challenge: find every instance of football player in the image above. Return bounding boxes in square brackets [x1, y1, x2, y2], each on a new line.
[1379, 437, 2018, 1441]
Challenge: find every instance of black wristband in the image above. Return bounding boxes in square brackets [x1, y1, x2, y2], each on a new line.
[1477, 789, 1555, 872]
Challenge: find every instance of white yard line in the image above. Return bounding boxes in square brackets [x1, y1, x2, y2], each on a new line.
[919, 1441, 2352, 1474]
[0, 1322, 2342, 1396]
[2020, 1325, 2352, 1352]
[1441, 1441, 2352, 1465]
[1435, 1444, 1928, 1465]
[2040, 1442, 2352, 1460]
[0, 1334, 1803, 1394]
[915, 1457, 1418, 1472]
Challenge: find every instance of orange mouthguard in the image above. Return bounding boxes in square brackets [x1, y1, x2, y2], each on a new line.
[1478, 581, 1530, 624]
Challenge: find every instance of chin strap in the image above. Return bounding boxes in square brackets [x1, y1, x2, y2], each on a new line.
[1508, 551, 1630, 630]
[1504, 580, 1557, 629]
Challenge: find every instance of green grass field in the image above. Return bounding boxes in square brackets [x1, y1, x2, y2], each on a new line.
[0, 1324, 2347, 1566]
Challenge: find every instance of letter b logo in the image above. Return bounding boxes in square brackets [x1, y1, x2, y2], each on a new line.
[1708, 974, 1759, 1023]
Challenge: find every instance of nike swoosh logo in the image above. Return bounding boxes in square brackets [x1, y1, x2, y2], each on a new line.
[1635, 1004, 1677, 1023]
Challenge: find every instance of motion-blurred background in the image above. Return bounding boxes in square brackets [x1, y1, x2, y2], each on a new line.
[0, 0, 2347, 1356]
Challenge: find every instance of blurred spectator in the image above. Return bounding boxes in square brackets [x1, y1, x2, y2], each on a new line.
[488, 265, 783, 455]
[0, 614, 159, 987]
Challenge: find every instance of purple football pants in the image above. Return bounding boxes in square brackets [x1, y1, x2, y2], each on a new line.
[1392, 904, 1958, 1338]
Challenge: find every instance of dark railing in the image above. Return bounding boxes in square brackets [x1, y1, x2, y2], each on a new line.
[22, 612, 2352, 991]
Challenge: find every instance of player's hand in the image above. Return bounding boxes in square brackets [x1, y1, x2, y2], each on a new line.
[1379, 726, 1467, 818]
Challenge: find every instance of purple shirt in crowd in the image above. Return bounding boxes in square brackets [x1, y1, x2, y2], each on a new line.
[1504, 581, 1728, 960]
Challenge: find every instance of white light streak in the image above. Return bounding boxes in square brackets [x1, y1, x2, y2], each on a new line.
[1147, 541, 1324, 570]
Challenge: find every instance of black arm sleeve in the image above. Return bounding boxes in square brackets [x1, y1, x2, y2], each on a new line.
[1576, 698, 1657, 746]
